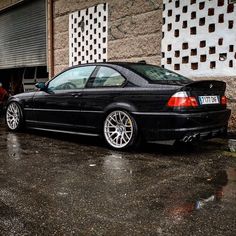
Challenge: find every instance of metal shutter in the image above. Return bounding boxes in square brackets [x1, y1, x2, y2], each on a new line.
[0, 0, 46, 69]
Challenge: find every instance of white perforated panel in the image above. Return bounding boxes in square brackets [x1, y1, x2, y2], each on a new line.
[161, 0, 236, 77]
[69, 3, 108, 66]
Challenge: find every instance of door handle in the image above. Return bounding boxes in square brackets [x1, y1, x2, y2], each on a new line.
[71, 93, 82, 98]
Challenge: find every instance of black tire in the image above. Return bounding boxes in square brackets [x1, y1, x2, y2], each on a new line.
[103, 110, 139, 150]
[5, 102, 24, 131]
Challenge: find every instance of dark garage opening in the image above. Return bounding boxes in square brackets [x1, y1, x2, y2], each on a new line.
[0, 0, 48, 95]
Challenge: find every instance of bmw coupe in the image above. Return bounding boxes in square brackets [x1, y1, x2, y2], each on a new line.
[5, 62, 231, 150]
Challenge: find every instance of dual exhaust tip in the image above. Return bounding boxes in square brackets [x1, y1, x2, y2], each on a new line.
[182, 134, 199, 143]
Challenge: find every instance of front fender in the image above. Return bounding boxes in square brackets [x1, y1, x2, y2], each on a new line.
[6, 96, 25, 108]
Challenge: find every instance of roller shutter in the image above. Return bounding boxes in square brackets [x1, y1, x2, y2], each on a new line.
[0, 0, 46, 69]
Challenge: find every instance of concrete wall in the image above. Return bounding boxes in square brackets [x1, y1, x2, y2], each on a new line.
[52, 0, 163, 75]
[0, 0, 21, 10]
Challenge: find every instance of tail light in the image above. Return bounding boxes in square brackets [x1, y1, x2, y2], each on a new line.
[221, 96, 227, 105]
[167, 91, 198, 108]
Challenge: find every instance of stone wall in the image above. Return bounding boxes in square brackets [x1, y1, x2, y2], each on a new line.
[52, 0, 163, 74]
[0, 0, 21, 10]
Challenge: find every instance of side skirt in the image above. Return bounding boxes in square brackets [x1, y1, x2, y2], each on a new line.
[27, 127, 100, 137]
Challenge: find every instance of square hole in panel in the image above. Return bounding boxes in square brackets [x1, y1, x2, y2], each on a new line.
[174, 64, 180, 70]
[176, 14, 180, 22]
[229, 45, 234, 52]
[182, 42, 188, 50]
[199, 17, 205, 26]
[210, 61, 216, 69]
[209, 47, 216, 54]
[209, 24, 215, 32]
[175, 1, 180, 8]
[219, 53, 227, 61]
[174, 29, 179, 37]
[199, 2, 205, 10]
[191, 63, 198, 70]
[208, 8, 214, 16]
[183, 21, 188, 28]
[218, 0, 224, 6]
[191, 0, 196, 4]
[228, 20, 234, 29]
[200, 40, 206, 48]
[168, 23, 172, 31]
[219, 14, 224, 23]
[191, 11, 196, 19]
[175, 50, 180, 57]
[227, 4, 234, 13]
[229, 60, 233, 68]
[168, 9, 172, 16]
[218, 38, 223, 45]
[182, 56, 189, 64]
[167, 44, 172, 51]
[190, 27, 197, 35]
[167, 58, 172, 64]
[200, 55, 207, 62]
[183, 6, 188, 13]
[191, 49, 197, 55]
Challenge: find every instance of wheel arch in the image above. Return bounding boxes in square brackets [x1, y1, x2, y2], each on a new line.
[103, 102, 137, 117]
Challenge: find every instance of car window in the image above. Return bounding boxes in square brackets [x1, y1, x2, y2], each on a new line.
[127, 64, 191, 83]
[48, 66, 96, 91]
[90, 67, 125, 88]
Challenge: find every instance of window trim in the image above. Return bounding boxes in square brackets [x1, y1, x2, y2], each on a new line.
[85, 65, 127, 89]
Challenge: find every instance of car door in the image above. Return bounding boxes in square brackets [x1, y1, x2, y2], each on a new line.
[79, 66, 127, 133]
[32, 66, 96, 131]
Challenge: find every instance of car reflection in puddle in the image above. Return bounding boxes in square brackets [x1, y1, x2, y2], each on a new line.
[168, 168, 236, 221]
[7, 132, 22, 160]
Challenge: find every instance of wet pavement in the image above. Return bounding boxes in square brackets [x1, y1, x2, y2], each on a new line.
[0, 120, 236, 235]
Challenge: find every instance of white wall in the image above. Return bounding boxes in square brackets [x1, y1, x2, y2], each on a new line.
[161, 0, 236, 77]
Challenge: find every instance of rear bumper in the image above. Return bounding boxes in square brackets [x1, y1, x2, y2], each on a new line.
[132, 109, 231, 142]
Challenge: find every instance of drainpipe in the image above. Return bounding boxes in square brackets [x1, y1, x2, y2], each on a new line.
[48, 0, 54, 78]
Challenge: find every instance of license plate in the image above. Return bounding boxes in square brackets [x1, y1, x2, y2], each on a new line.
[199, 96, 220, 105]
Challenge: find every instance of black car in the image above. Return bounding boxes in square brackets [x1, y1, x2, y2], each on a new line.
[5, 62, 231, 150]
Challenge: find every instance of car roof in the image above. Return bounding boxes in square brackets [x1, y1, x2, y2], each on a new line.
[69, 61, 155, 68]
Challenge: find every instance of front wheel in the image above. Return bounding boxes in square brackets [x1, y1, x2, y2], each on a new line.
[104, 110, 139, 150]
[6, 102, 24, 131]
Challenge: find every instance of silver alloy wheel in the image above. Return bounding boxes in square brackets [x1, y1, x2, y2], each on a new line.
[104, 110, 134, 149]
[6, 103, 21, 130]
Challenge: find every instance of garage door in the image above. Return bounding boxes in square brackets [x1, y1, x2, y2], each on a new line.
[0, 0, 46, 69]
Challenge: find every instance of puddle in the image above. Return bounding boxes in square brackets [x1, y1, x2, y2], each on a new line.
[168, 167, 236, 221]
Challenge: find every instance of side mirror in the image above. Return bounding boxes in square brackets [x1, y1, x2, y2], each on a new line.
[35, 82, 47, 91]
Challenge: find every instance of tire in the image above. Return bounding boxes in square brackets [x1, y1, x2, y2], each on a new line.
[103, 110, 139, 150]
[6, 102, 24, 131]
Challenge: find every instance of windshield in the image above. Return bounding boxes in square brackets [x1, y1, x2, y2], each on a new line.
[127, 64, 191, 84]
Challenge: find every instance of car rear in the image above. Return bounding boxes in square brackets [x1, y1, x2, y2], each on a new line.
[124, 63, 231, 143]
[164, 80, 231, 142]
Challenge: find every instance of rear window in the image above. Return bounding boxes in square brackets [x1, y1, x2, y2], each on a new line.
[127, 64, 191, 84]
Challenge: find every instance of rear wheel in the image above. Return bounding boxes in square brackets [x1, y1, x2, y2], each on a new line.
[6, 102, 24, 131]
[104, 110, 138, 150]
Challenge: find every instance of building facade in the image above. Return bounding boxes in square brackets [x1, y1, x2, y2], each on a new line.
[0, 0, 235, 128]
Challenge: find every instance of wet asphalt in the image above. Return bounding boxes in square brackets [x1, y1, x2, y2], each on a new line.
[0, 120, 236, 235]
